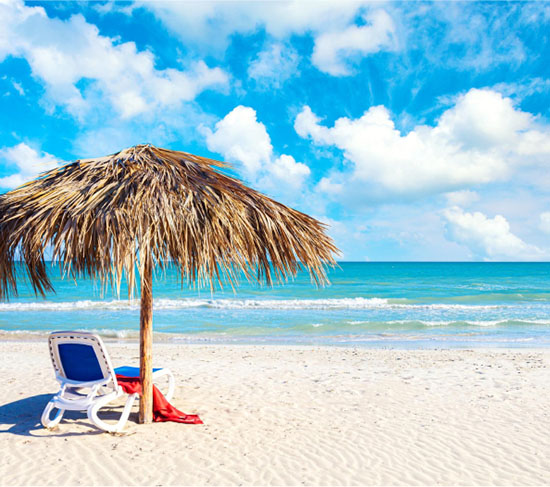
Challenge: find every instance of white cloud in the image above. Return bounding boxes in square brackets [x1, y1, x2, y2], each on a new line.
[491, 78, 550, 101]
[436, 88, 532, 150]
[11, 80, 24, 96]
[295, 88, 550, 203]
[248, 43, 299, 88]
[203, 106, 310, 195]
[317, 177, 344, 196]
[539, 212, 550, 235]
[143, 1, 393, 76]
[0, 143, 58, 189]
[143, 1, 368, 47]
[204, 106, 272, 178]
[261, 154, 310, 191]
[442, 207, 546, 261]
[312, 9, 396, 76]
[0, 0, 228, 118]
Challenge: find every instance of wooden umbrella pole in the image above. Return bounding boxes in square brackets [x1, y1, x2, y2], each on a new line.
[139, 251, 153, 424]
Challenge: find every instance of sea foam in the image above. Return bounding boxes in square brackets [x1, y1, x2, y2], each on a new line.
[0, 296, 507, 312]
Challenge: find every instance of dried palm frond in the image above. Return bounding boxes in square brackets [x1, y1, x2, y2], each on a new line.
[0, 144, 339, 300]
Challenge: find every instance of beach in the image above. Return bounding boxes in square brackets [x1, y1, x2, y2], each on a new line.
[2, 339, 549, 486]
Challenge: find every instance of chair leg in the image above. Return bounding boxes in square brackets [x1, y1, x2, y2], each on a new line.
[87, 393, 138, 433]
[41, 401, 64, 428]
[164, 372, 175, 402]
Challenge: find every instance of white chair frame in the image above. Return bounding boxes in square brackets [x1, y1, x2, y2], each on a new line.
[41, 331, 175, 433]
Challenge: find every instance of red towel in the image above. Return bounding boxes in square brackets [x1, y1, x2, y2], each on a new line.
[115, 374, 203, 424]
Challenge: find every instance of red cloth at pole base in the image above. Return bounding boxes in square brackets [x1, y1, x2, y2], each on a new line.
[116, 374, 203, 424]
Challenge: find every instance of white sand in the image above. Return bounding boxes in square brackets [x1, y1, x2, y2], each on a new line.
[1, 340, 550, 486]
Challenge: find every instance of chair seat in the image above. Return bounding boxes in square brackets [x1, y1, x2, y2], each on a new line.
[114, 366, 165, 378]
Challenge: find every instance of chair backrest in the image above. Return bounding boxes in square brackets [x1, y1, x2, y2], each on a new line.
[48, 331, 117, 386]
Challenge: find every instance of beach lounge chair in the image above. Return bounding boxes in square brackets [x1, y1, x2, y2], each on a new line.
[41, 331, 175, 433]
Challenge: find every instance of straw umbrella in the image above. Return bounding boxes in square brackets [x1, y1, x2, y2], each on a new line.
[0, 144, 338, 423]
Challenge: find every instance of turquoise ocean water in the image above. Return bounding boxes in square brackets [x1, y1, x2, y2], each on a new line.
[2, 262, 550, 348]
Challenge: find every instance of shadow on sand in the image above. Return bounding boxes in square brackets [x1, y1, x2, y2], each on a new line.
[0, 394, 135, 437]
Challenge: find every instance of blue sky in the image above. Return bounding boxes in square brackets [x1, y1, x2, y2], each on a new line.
[1, 0, 550, 261]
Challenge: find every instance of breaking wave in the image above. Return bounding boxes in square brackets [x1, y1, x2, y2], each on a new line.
[0, 297, 508, 312]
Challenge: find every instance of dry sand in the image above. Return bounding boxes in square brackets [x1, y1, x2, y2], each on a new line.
[1, 340, 550, 486]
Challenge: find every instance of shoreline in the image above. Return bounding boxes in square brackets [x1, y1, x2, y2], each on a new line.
[2, 341, 550, 485]
[1, 330, 550, 351]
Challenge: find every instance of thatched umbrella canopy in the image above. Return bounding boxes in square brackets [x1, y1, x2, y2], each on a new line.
[0, 144, 338, 423]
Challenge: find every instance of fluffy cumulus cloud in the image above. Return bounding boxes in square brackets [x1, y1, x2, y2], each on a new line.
[0, 143, 58, 189]
[203, 106, 310, 195]
[295, 88, 550, 203]
[312, 9, 396, 75]
[204, 106, 272, 178]
[443, 207, 546, 260]
[143, 1, 394, 76]
[0, 0, 228, 118]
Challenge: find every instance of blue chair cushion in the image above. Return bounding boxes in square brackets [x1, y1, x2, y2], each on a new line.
[58, 343, 104, 381]
[114, 366, 162, 378]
